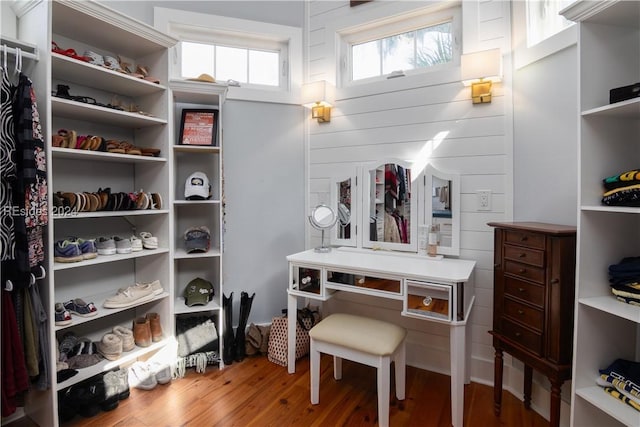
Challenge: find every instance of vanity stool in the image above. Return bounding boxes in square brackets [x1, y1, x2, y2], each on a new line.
[309, 313, 407, 427]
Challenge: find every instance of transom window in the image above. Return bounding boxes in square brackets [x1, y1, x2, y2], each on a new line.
[526, 0, 574, 47]
[181, 41, 281, 88]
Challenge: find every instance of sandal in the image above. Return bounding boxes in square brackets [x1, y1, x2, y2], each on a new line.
[51, 42, 90, 62]
[136, 65, 160, 84]
[118, 56, 144, 79]
[120, 141, 142, 156]
[140, 147, 161, 157]
[106, 140, 126, 154]
[83, 50, 105, 67]
[103, 55, 126, 73]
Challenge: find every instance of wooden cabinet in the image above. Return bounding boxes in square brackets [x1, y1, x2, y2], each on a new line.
[488, 222, 576, 427]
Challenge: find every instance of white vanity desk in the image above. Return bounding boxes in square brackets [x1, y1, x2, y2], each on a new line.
[286, 247, 475, 427]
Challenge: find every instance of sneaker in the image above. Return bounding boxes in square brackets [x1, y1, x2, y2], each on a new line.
[101, 371, 120, 411]
[128, 361, 157, 390]
[96, 237, 116, 255]
[130, 235, 143, 252]
[135, 279, 163, 296]
[54, 239, 84, 263]
[149, 361, 172, 385]
[103, 285, 154, 309]
[63, 298, 98, 317]
[139, 232, 158, 249]
[76, 238, 97, 260]
[114, 236, 132, 254]
[55, 302, 72, 326]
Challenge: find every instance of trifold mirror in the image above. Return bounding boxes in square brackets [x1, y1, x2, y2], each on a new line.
[330, 161, 460, 257]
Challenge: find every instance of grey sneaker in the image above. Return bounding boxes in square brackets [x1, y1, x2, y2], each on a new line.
[96, 237, 116, 255]
[114, 236, 132, 254]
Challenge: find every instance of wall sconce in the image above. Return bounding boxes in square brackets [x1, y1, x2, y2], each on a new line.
[460, 48, 502, 104]
[302, 80, 335, 123]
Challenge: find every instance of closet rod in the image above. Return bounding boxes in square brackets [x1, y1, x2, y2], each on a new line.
[2, 44, 38, 61]
[1, 36, 39, 61]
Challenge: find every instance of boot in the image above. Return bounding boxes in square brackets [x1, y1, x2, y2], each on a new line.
[222, 292, 234, 365]
[133, 317, 151, 347]
[146, 312, 163, 342]
[234, 291, 255, 362]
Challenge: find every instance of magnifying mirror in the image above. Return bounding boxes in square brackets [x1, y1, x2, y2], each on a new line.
[309, 204, 338, 252]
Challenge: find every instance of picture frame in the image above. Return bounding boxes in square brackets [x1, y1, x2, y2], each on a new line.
[179, 109, 218, 146]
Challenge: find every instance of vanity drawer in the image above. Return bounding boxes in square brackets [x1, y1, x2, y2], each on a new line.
[504, 260, 545, 284]
[504, 244, 545, 267]
[503, 297, 544, 332]
[404, 281, 452, 321]
[504, 230, 546, 250]
[504, 277, 545, 308]
[501, 317, 543, 355]
[290, 265, 322, 295]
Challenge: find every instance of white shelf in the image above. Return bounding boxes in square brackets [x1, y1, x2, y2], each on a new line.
[582, 97, 640, 118]
[173, 145, 220, 154]
[579, 296, 640, 324]
[174, 297, 221, 315]
[51, 53, 166, 96]
[56, 338, 170, 391]
[52, 209, 169, 220]
[170, 79, 227, 105]
[173, 200, 220, 206]
[173, 248, 221, 259]
[54, 248, 169, 270]
[581, 205, 640, 214]
[54, 290, 169, 332]
[51, 97, 167, 128]
[51, 147, 166, 163]
[576, 386, 640, 427]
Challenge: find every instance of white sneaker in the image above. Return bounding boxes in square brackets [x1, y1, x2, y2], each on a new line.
[128, 362, 157, 390]
[130, 235, 143, 252]
[139, 232, 158, 249]
[103, 285, 154, 308]
[135, 279, 163, 295]
[149, 361, 172, 385]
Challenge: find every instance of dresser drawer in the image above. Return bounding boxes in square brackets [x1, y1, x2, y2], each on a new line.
[504, 277, 545, 307]
[504, 244, 545, 267]
[504, 260, 545, 284]
[501, 317, 543, 355]
[504, 230, 546, 250]
[503, 296, 544, 331]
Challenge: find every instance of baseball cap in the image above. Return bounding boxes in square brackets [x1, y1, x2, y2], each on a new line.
[184, 278, 214, 307]
[184, 226, 211, 253]
[184, 171, 211, 200]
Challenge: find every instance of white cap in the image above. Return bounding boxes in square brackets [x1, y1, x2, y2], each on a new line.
[184, 171, 211, 200]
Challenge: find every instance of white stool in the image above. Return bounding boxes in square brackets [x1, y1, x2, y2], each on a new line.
[309, 313, 407, 427]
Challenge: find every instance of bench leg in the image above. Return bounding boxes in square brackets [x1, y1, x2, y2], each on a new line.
[377, 356, 391, 427]
[310, 340, 320, 404]
[394, 341, 406, 400]
[333, 356, 342, 380]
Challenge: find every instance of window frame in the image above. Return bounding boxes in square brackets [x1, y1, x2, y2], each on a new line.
[154, 7, 302, 104]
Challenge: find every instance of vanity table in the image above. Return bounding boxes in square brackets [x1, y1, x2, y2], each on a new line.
[286, 247, 475, 427]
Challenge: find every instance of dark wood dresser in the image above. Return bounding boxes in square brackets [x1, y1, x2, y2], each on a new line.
[488, 222, 576, 427]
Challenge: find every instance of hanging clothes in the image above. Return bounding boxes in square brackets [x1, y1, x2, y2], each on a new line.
[1, 69, 17, 261]
[1, 290, 29, 417]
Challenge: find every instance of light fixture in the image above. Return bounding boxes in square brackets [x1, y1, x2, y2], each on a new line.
[302, 80, 335, 123]
[460, 48, 502, 104]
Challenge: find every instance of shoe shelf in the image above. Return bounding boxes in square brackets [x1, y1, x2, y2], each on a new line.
[56, 337, 170, 391]
[51, 53, 167, 97]
[579, 295, 640, 324]
[53, 248, 169, 271]
[575, 386, 638, 427]
[173, 145, 221, 154]
[52, 209, 169, 220]
[173, 200, 221, 206]
[173, 248, 222, 259]
[581, 205, 640, 214]
[170, 79, 227, 104]
[55, 289, 169, 333]
[581, 97, 640, 118]
[51, 147, 167, 163]
[174, 297, 221, 315]
[52, 97, 167, 128]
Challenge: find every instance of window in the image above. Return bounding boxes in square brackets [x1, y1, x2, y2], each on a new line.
[340, 5, 460, 86]
[526, 0, 574, 47]
[181, 41, 280, 87]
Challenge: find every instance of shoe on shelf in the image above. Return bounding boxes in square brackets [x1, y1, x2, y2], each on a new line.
[54, 302, 72, 326]
[74, 237, 97, 260]
[130, 235, 143, 252]
[103, 285, 154, 309]
[128, 361, 157, 390]
[149, 361, 172, 384]
[96, 236, 116, 255]
[63, 298, 98, 317]
[54, 239, 84, 263]
[133, 317, 152, 347]
[146, 312, 163, 342]
[139, 232, 158, 249]
[114, 236, 132, 254]
[112, 325, 135, 352]
[96, 333, 123, 361]
[135, 279, 163, 296]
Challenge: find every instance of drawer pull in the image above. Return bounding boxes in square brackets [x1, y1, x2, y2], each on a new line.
[520, 236, 528, 242]
[517, 309, 524, 315]
[550, 278, 559, 284]
[518, 287, 525, 293]
[519, 253, 526, 258]
[519, 268, 526, 274]
[515, 332, 522, 337]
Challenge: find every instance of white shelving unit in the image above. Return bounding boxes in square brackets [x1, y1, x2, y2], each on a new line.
[561, 2, 640, 426]
[8, 1, 178, 425]
[169, 79, 228, 367]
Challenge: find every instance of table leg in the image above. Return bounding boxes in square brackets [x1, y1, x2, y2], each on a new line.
[287, 293, 297, 374]
[493, 347, 503, 416]
[523, 364, 533, 409]
[549, 378, 563, 427]
[450, 324, 465, 427]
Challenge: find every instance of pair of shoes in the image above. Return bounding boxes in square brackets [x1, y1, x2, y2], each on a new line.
[128, 361, 171, 391]
[55, 302, 72, 326]
[54, 239, 84, 263]
[95, 236, 131, 255]
[103, 368, 129, 405]
[132, 312, 163, 347]
[113, 325, 135, 351]
[139, 231, 158, 249]
[103, 284, 154, 309]
[63, 298, 98, 317]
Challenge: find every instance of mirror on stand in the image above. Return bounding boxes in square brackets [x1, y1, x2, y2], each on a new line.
[309, 204, 338, 252]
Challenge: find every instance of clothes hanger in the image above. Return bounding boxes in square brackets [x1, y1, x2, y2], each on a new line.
[14, 47, 22, 76]
[2, 44, 7, 77]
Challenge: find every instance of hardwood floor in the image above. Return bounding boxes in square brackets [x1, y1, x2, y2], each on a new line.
[12, 355, 550, 426]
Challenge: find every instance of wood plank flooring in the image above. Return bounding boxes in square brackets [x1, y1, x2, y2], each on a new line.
[12, 355, 550, 426]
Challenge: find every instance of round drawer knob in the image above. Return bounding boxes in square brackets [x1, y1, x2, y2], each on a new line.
[515, 332, 522, 337]
[517, 309, 524, 315]
[519, 253, 526, 258]
[519, 268, 526, 274]
[551, 278, 559, 284]
[518, 287, 525, 293]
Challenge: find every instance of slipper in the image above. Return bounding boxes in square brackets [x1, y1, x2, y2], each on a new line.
[140, 147, 161, 157]
[63, 298, 98, 317]
[58, 129, 77, 149]
[106, 140, 125, 154]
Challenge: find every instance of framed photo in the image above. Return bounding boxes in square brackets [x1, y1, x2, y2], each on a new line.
[179, 109, 218, 146]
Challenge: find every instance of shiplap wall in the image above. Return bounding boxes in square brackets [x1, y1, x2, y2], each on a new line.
[305, 0, 511, 386]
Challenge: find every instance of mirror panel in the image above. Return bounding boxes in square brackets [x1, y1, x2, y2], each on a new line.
[423, 165, 460, 256]
[330, 170, 358, 247]
[362, 160, 418, 252]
